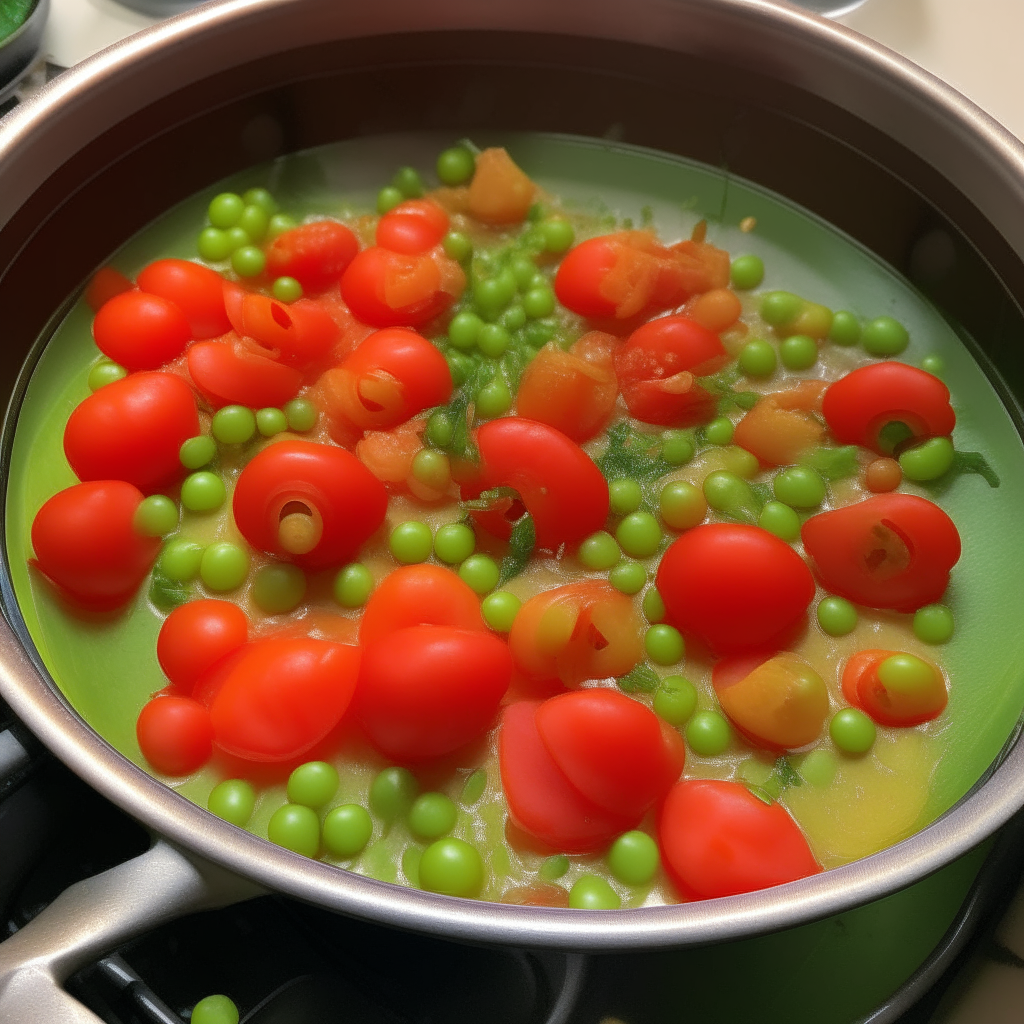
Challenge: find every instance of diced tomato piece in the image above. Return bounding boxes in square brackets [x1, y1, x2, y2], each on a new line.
[187, 335, 303, 409]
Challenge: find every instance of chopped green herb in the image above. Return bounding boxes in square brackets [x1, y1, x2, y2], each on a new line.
[460, 486, 519, 513]
[617, 663, 660, 694]
[804, 445, 860, 481]
[950, 450, 1000, 488]
[148, 567, 191, 611]
[498, 512, 535, 586]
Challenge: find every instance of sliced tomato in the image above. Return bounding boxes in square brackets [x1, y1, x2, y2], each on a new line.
[157, 599, 249, 693]
[264, 220, 360, 292]
[137, 259, 231, 339]
[376, 199, 449, 254]
[187, 334, 303, 409]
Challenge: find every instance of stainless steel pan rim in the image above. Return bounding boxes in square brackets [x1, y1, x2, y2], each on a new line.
[2, 0, 1024, 952]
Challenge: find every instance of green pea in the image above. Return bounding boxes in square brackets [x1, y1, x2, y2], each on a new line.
[460, 769, 487, 805]
[419, 837, 485, 897]
[181, 471, 226, 513]
[609, 478, 643, 515]
[523, 320, 557, 347]
[913, 604, 955, 644]
[773, 465, 826, 508]
[212, 405, 256, 445]
[779, 334, 818, 371]
[271, 276, 303, 303]
[322, 804, 373, 857]
[333, 562, 374, 607]
[191, 994, 239, 1024]
[231, 245, 265, 278]
[392, 165, 424, 198]
[242, 187, 277, 214]
[817, 596, 858, 636]
[87, 359, 126, 391]
[287, 761, 339, 808]
[798, 748, 837, 787]
[609, 560, 646, 595]
[541, 217, 574, 254]
[200, 543, 249, 592]
[197, 227, 234, 262]
[921, 354, 945, 376]
[645, 624, 685, 665]
[702, 471, 752, 515]
[390, 521, 433, 564]
[443, 231, 472, 262]
[252, 563, 305, 614]
[608, 831, 660, 886]
[878, 653, 936, 694]
[899, 436, 955, 481]
[459, 554, 500, 594]
[830, 708, 876, 755]
[411, 449, 451, 491]
[509, 254, 537, 289]
[862, 315, 909, 356]
[522, 286, 555, 319]
[760, 290, 802, 326]
[475, 380, 512, 419]
[180, 435, 216, 470]
[159, 538, 204, 581]
[207, 779, 256, 827]
[409, 792, 458, 840]
[569, 875, 620, 910]
[238, 203, 269, 243]
[449, 310, 483, 350]
[377, 185, 404, 214]
[267, 213, 297, 240]
[578, 531, 621, 570]
[225, 226, 250, 251]
[685, 710, 731, 756]
[730, 254, 765, 290]
[616, 512, 662, 559]
[738, 339, 777, 377]
[643, 586, 666, 623]
[724, 445, 761, 479]
[758, 501, 801, 541]
[829, 310, 861, 345]
[478, 323, 511, 358]
[208, 192, 244, 229]
[500, 304, 526, 331]
[436, 146, 476, 186]
[267, 803, 319, 857]
[653, 675, 697, 725]
[133, 495, 179, 537]
[704, 416, 735, 446]
[482, 591, 521, 632]
[369, 767, 418, 822]
[432, 523, 474, 565]
[540, 854, 570, 881]
[256, 407, 288, 436]
[661, 430, 696, 465]
[426, 411, 454, 448]
[474, 271, 516, 316]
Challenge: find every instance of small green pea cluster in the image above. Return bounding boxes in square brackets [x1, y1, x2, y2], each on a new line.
[198, 187, 292, 277]
[377, 164, 425, 215]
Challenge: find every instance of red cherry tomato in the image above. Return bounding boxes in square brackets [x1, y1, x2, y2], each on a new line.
[657, 524, 816, 655]
[85, 267, 133, 312]
[660, 780, 821, 899]
[232, 441, 388, 571]
[136, 259, 231, 339]
[136, 695, 214, 776]
[841, 648, 948, 726]
[376, 199, 449, 254]
[63, 371, 199, 493]
[614, 314, 730, 426]
[92, 291, 192, 371]
[31, 480, 159, 610]
[359, 564, 485, 646]
[205, 638, 360, 762]
[187, 335, 303, 409]
[356, 624, 512, 762]
[157, 599, 249, 693]
[340, 246, 465, 328]
[460, 418, 609, 550]
[801, 493, 961, 612]
[264, 220, 360, 292]
[821, 362, 956, 455]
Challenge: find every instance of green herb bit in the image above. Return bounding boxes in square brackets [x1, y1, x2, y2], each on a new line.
[949, 450, 1000, 488]
[498, 512, 536, 586]
[617, 663, 660, 694]
[696, 365, 744, 397]
[597, 422, 675, 491]
[640, 205, 655, 228]
[454, 136, 481, 155]
[758, 757, 804, 802]
[148, 566, 191, 611]
[803, 445, 860, 481]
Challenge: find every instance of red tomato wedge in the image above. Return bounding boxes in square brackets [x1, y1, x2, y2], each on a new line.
[92, 290, 192, 371]
[136, 695, 214, 776]
[264, 220, 360, 292]
[137, 259, 231, 339]
[157, 599, 249, 694]
[376, 199, 449, 254]
[187, 335, 303, 409]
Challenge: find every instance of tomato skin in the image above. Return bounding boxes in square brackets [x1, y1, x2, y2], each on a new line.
[31, 480, 159, 610]
[64, 371, 199, 493]
[93, 290, 192, 371]
[657, 524, 816, 655]
[376, 199, 449, 254]
[157, 599, 249, 693]
[187, 335, 303, 409]
[232, 441, 388, 571]
[359, 564, 485, 646]
[841, 649, 948, 726]
[821, 362, 956, 455]
[659, 779, 821, 899]
[615, 315, 730, 426]
[461, 418, 609, 550]
[205, 638, 360, 762]
[356, 624, 512, 761]
[136, 695, 214, 776]
[137, 259, 231, 339]
[801, 494, 961, 612]
[264, 220, 360, 292]
[554, 236, 619, 318]
[85, 267, 133, 313]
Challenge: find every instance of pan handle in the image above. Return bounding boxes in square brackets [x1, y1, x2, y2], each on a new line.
[0, 838, 260, 1023]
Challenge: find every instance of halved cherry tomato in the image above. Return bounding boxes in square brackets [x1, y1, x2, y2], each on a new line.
[63, 371, 199, 493]
[204, 638, 360, 762]
[732, 381, 827, 467]
[376, 199, 449, 254]
[157, 599, 249, 693]
[93, 291, 192, 371]
[137, 259, 231, 339]
[841, 649, 948, 726]
[356, 624, 512, 761]
[232, 441, 388, 571]
[359, 564, 485, 646]
[615, 314, 731, 426]
[821, 362, 956, 455]
[264, 220, 360, 292]
[801, 494, 961, 611]
[136, 695, 213, 776]
[460, 418, 609, 550]
[187, 335, 303, 409]
[467, 148, 536, 225]
[85, 267, 133, 313]
[508, 581, 643, 688]
[317, 327, 452, 434]
[657, 524, 816, 654]
[340, 246, 465, 328]
[31, 480, 159, 611]
[660, 779, 821, 900]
